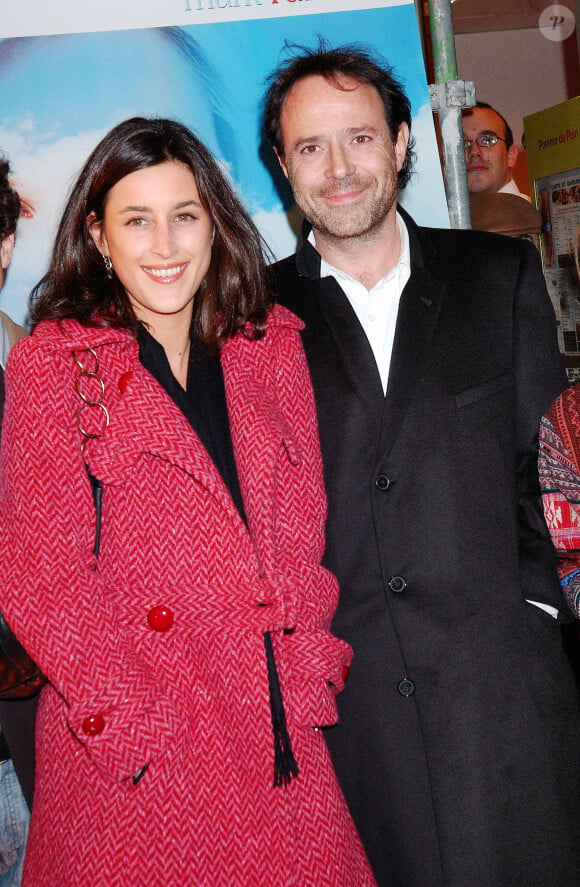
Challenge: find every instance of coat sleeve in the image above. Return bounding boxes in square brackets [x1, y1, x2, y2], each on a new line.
[0, 339, 184, 784]
[513, 241, 570, 614]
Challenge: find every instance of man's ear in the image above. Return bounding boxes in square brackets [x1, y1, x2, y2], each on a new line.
[274, 147, 289, 181]
[0, 233, 15, 272]
[507, 143, 519, 170]
[87, 211, 107, 256]
[394, 122, 410, 173]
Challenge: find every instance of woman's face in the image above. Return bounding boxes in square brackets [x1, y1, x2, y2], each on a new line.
[90, 161, 213, 332]
[0, 30, 228, 325]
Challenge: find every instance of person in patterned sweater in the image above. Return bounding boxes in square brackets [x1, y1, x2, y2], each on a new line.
[539, 384, 580, 616]
[0, 118, 375, 886]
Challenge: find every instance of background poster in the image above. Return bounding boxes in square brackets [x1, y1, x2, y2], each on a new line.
[0, 1, 449, 326]
[525, 96, 580, 360]
[534, 170, 580, 357]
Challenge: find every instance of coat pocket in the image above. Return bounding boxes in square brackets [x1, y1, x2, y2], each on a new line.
[455, 371, 511, 409]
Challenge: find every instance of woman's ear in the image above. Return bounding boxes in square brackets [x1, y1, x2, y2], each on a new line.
[87, 211, 107, 257]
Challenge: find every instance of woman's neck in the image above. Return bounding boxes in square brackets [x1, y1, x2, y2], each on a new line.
[143, 315, 192, 389]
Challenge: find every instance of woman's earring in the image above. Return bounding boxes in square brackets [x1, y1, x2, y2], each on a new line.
[103, 255, 113, 279]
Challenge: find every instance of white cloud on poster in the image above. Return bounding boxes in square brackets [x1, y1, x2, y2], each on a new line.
[0, 126, 107, 326]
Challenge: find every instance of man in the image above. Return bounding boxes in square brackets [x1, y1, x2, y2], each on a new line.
[264, 44, 580, 887]
[0, 154, 33, 887]
[462, 101, 529, 198]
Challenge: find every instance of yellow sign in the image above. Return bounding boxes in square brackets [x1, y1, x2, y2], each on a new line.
[525, 97, 580, 181]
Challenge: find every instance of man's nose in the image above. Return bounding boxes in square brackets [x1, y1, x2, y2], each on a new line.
[464, 138, 481, 160]
[326, 141, 355, 179]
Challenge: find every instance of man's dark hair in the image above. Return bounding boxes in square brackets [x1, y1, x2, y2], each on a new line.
[263, 40, 416, 190]
[0, 156, 21, 241]
[464, 102, 514, 150]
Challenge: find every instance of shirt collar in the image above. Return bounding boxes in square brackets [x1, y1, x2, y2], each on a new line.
[309, 211, 410, 289]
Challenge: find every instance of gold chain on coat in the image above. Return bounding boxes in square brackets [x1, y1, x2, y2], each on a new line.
[71, 348, 110, 450]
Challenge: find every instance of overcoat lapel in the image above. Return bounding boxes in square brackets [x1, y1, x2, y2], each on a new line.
[88, 363, 246, 532]
[314, 277, 385, 404]
[293, 275, 385, 431]
[220, 324, 302, 576]
[287, 215, 446, 452]
[380, 218, 446, 456]
[86, 335, 295, 572]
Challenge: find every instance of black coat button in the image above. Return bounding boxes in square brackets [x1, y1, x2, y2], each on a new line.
[375, 474, 390, 491]
[388, 576, 407, 593]
[398, 679, 415, 697]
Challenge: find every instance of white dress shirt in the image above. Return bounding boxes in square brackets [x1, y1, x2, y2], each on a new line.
[498, 178, 531, 202]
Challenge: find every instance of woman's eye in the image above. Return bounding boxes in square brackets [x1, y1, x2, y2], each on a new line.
[126, 217, 146, 227]
[174, 213, 195, 223]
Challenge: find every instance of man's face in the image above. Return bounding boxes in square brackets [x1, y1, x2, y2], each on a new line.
[462, 106, 518, 195]
[276, 74, 408, 243]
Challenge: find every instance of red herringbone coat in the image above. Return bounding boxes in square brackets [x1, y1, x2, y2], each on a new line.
[0, 306, 376, 887]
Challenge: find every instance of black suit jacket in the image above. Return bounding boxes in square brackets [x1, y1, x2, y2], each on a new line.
[273, 209, 580, 887]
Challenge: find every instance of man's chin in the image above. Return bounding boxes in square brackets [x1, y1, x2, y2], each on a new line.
[307, 204, 391, 241]
[467, 180, 492, 195]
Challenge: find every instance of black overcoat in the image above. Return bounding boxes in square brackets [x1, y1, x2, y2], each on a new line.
[273, 210, 580, 887]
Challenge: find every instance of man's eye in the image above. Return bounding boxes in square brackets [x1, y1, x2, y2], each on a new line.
[300, 144, 320, 155]
[353, 135, 371, 144]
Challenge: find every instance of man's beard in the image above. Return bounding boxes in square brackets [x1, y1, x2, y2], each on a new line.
[291, 171, 398, 241]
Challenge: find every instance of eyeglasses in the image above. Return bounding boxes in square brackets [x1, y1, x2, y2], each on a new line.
[463, 134, 507, 151]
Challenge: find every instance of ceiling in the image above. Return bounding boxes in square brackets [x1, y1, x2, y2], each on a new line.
[447, 0, 575, 33]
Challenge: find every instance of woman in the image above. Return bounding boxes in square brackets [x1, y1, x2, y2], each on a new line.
[0, 118, 376, 886]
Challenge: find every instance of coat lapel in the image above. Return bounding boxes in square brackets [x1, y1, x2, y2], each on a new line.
[380, 215, 445, 456]
[220, 316, 301, 576]
[313, 276, 385, 404]
[288, 215, 445, 456]
[87, 360, 246, 530]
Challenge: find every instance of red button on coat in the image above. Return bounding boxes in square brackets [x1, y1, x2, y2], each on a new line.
[82, 714, 105, 736]
[147, 606, 174, 632]
[118, 371, 132, 393]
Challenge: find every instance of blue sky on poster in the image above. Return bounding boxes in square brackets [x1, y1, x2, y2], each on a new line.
[0, 0, 415, 37]
[0, 5, 448, 325]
